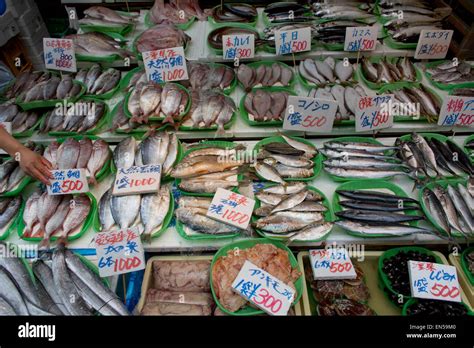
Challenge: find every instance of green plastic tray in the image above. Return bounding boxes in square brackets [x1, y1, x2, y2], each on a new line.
[460, 246, 474, 286]
[378, 246, 441, 307]
[424, 60, 474, 91]
[207, 24, 261, 56]
[178, 108, 236, 132]
[80, 11, 135, 36]
[402, 297, 473, 316]
[298, 58, 358, 90]
[210, 238, 303, 316]
[119, 67, 144, 92]
[240, 87, 296, 127]
[237, 61, 296, 91]
[83, 74, 121, 100]
[207, 5, 258, 28]
[144, 11, 196, 30]
[253, 135, 322, 182]
[333, 179, 422, 238]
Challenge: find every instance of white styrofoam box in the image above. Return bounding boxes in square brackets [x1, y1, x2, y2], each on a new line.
[16, 5, 47, 39]
[5, 0, 34, 19]
[0, 10, 20, 47]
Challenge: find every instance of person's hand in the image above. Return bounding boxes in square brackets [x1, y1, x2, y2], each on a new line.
[17, 146, 53, 185]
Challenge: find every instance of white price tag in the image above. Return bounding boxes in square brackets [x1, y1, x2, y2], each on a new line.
[408, 261, 461, 303]
[309, 248, 357, 280]
[438, 96, 474, 127]
[47, 169, 89, 195]
[223, 34, 255, 60]
[206, 188, 255, 230]
[415, 30, 453, 60]
[275, 27, 311, 55]
[283, 96, 337, 133]
[355, 95, 394, 132]
[113, 165, 161, 196]
[232, 261, 295, 316]
[344, 26, 377, 51]
[43, 38, 77, 73]
[142, 47, 189, 83]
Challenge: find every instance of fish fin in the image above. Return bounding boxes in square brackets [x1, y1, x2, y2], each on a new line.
[88, 175, 98, 186]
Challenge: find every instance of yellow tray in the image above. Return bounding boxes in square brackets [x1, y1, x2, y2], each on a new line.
[449, 253, 474, 308]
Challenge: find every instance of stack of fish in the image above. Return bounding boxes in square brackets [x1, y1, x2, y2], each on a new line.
[127, 82, 189, 125]
[311, 2, 376, 23]
[299, 57, 355, 85]
[40, 100, 107, 134]
[176, 196, 242, 237]
[255, 135, 317, 182]
[334, 189, 430, 237]
[243, 90, 289, 123]
[136, 23, 191, 53]
[171, 144, 244, 194]
[211, 3, 257, 24]
[99, 185, 171, 242]
[208, 26, 262, 51]
[0, 142, 43, 194]
[0, 196, 21, 231]
[187, 62, 235, 90]
[150, 0, 207, 24]
[43, 138, 111, 184]
[79, 6, 138, 28]
[184, 90, 235, 133]
[123, 69, 147, 93]
[237, 63, 294, 91]
[22, 192, 91, 248]
[426, 60, 474, 86]
[321, 140, 410, 180]
[0, 102, 39, 134]
[17, 73, 82, 103]
[254, 182, 333, 241]
[264, 2, 312, 23]
[396, 133, 474, 178]
[113, 132, 179, 177]
[308, 85, 367, 122]
[313, 21, 374, 46]
[422, 182, 474, 238]
[66, 32, 131, 59]
[361, 57, 418, 84]
[74, 64, 121, 96]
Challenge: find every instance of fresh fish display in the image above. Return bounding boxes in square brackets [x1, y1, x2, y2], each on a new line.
[426, 60, 474, 85]
[74, 65, 121, 96]
[127, 82, 189, 126]
[312, 21, 375, 46]
[2, 70, 43, 99]
[0, 102, 39, 134]
[243, 89, 289, 122]
[212, 3, 257, 24]
[150, 0, 207, 24]
[264, 2, 312, 23]
[308, 84, 366, 122]
[0, 196, 21, 230]
[79, 6, 138, 27]
[311, 2, 376, 23]
[208, 26, 263, 51]
[212, 244, 301, 313]
[66, 32, 132, 59]
[299, 58, 355, 85]
[362, 57, 418, 84]
[237, 63, 294, 91]
[40, 100, 106, 134]
[187, 62, 235, 91]
[136, 23, 191, 53]
[182, 89, 235, 134]
[16, 73, 81, 102]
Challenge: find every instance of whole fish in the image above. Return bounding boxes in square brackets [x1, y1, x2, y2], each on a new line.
[422, 188, 451, 234]
[336, 210, 423, 224]
[0, 196, 21, 229]
[33, 260, 69, 315]
[176, 207, 240, 234]
[0, 296, 17, 315]
[178, 196, 212, 209]
[37, 194, 63, 238]
[60, 195, 91, 242]
[99, 189, 115, 231]
[447, 185, 474, 233]
[288, 222, 333, 242]
[457, 183, 474, 215]
[412, 133, 439, 174]
[162, 133, 178, 175]
[262, 182, 306, 195]
[324, 141, 397, 153]
[256, 211, 323, 234]
[171, 156, 242, 179]
[141, 186, 171, 242]
[255, 162, 285, 184]
[87, 139, 111, 184]
[325, 166, 409, 179]
[111, 194, 141, 229]
[77, 138, 93, 170]
[41, 197, 71, 249]
[0, 266, 29, 315]
[335, 220, 438, 236]
[57, 138, 80, 170]
[336, 190, 418, 204]
[271, 190, 308, 213]
[324, 158, 407, 170]
[432, 185, 464, 234]
[340, 200, 420, 212]
[114, 137, 137, 169]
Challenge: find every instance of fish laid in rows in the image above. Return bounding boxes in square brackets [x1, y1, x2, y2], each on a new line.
[44, 138, 111, 184]
[311, 2, 376, 23]
[40, 100, 106, 134]
[66, 32, 132, 59]
[255, 135, 317, 183]
[208, 26, 263, 50]
[79, 6, 138, 27]
[312, 20, 375, 45]
[74, 64, 121, 96]
[244, 90, 289, 122]
[183, 89, 235, 134]
[0, 102, 39, 134]
[150, 0, 207, 24]
[426, 60, 474, 85]
[212, 3, 257, 24]
[17, 73, 81, 103]
[0, 142, 43, 194]
[362, 56, 418, 84]
[0, 197, 21, 230]
[187, 62, 235, 90]
[3, 71, 48, 99]
[237, 63, 294, 91]
[299, 57, 354, 85]
[128, 82, 189, 125]
[136, 22, 191, 53]
[264, 2, 312, 23]
[308, 84, 366, 122]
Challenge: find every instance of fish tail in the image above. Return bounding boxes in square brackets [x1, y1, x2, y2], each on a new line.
[38, 237, 51, 251]
[141, 231, 152, 244]
[88, 175, 98, 186]
[56, 236, 68, 247]
[215, 123, 226, 136]
[162, 115, 175, 126]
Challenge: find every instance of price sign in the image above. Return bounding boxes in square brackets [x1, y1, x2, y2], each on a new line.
[344, 26, 377, 51]
[355, 95, 394, 132]
[309, 248, 357, 280]
[232, 260, 295, 316]
[275, 27, 311, 55]
[415, 30, 453, 60]
[113, 165, 161, 196]
[95, 228, 146, 277]
[283, 96, 337, 133]
[142, 46, 189, 83]
[223, 34, 255, 60]
[408, 261, 461, 303]
[43, 38, 77, 73]
[47, 169, 89, 195]
[438, 96, 474, 127]
[206, 188, 255, 229]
